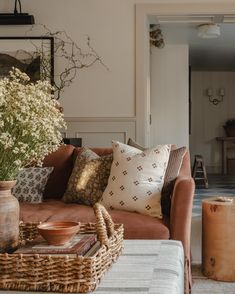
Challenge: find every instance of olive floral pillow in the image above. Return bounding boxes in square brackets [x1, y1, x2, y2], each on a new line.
[63, 147, 113, 206]
[12, 167, 54, 203]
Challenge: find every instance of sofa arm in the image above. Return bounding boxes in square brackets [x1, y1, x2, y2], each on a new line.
[170, 176, 195, 294]
[170, 176, 195, 250]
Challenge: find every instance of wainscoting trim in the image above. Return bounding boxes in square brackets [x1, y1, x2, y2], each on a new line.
[64, 117, 136, 147]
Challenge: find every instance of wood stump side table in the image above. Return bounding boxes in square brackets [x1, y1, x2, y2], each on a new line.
[202, 197, 235, 281]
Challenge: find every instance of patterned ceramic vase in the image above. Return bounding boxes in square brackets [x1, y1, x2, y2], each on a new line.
[0, 181, 19, 253]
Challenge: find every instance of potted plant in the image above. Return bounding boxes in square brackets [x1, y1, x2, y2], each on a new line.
[0, 68, 66, 253]
[224, 119, 235, 137]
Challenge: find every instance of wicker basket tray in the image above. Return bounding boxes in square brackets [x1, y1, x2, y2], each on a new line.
[0, 203, 124, 293]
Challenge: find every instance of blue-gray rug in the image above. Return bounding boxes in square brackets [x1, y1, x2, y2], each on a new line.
[193, 174, 235, 216]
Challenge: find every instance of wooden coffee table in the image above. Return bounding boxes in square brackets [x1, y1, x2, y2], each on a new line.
[0, 240, 184, 294]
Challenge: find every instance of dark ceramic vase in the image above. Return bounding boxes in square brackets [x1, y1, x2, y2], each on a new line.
[0, 181, 19, 253]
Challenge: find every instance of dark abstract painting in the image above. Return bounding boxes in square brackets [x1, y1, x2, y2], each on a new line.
[0, 51, 40, 82]
[0, 37, 53, 84]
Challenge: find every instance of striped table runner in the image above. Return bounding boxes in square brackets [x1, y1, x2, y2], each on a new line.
[95, 239, 184, 294]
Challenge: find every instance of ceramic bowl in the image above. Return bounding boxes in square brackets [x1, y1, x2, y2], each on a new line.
[37, 221, 80, 246]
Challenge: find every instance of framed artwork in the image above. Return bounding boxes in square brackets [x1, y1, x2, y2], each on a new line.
[0, 36, 54, 84]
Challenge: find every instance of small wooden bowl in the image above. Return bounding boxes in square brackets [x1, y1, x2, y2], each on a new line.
[37, 221, 80, 246]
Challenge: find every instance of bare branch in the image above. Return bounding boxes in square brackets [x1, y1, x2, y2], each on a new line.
[25, 24, 108, 99]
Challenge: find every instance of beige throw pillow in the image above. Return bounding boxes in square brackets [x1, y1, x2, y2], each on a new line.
[128, 138, 187, 216]
[100, 141, 170, 218]
[63, 147, 113, 205]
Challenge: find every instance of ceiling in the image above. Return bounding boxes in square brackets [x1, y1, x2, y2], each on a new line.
[149, 14, 235, 71]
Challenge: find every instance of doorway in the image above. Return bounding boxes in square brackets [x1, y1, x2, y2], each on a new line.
[135, 2, 235, 150]
[149, 15, 235, 175]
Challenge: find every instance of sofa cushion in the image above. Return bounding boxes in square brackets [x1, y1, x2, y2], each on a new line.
[127, 138, 145, 150]
[161, 146, 187, 216]
[73, 147, 113, 159]
[63, 147, 113, 205]
[127, 138, 186, 216]
[101, 141, 170, 218]
[43, 145, 75, 200]
[19, 200, 170, 239]
[12, 167, 54, 203]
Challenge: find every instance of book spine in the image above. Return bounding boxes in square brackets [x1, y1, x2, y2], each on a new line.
[31, 235, 96, 255]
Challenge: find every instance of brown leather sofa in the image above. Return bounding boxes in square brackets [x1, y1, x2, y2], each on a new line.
[20, 144, 195, 294]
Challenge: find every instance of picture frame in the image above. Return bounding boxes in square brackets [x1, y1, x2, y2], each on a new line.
[0, 36, 54, 85]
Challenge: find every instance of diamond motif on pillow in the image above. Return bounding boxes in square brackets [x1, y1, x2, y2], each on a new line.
[100, 141, 170, 218]
[154, 149, 160, 154]
[21, 180, 27, 187]
[35, 175, 41, 181]
[29, 180, 34, 187]
[20, 173, 26, 179]
[23, 187, 29, 194]
[28, 172, 34, 179]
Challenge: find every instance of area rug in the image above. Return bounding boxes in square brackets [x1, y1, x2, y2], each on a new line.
[192, 264, 235, 293]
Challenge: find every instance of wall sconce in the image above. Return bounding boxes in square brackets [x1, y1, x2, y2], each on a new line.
[0, 0, 35, 25]
[149, 24, 165, 49]
[206, 88, 225, 105]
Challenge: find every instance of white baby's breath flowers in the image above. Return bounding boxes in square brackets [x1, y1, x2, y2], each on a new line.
[0, 68, 66, 181]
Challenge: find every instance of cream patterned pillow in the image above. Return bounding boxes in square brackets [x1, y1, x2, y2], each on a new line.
[63, 148, 113, 205]
[12, 167, 54, 203]
[100, 141, 170, 218]
[127, 138, 187, 216]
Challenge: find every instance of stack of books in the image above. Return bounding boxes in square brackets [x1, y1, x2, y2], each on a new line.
[15, 234, 100, 257]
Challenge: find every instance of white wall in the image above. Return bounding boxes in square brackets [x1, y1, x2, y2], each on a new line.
[190, 71, 235, 173]
[150, 44, 189, 147]
[0, 0, 137, 118]
[0, 0, 234, 146]
[0, 0, 140, 146]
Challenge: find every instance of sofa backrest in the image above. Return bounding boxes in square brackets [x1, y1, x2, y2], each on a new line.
[73, 147, 113, 158]
[42, 145, 191, 201]
[43, 144, 75, 200]
[179, 150, 191, 177]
